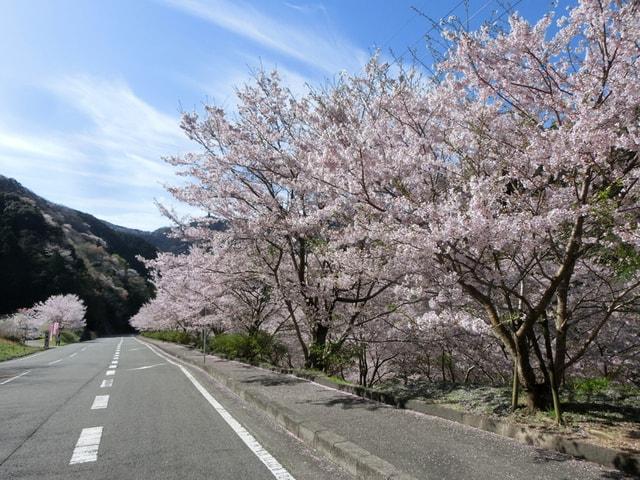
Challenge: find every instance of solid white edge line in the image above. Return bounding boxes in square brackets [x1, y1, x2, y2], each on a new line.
[138, 339, 295, 480]
[0, 370, 31, 385]
[69, 426, 103, 464]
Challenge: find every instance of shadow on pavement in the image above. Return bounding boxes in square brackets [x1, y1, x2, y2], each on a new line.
[307, 394, 386, 411]
[241, 374, 306, 387]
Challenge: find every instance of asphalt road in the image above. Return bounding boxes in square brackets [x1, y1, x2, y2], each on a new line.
[0, 337, 353, 480]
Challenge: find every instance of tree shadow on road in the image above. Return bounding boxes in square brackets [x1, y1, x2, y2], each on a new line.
[529, 447, 632, 479]
[306, 394, 387, 411]
[240, 374, 306, 387]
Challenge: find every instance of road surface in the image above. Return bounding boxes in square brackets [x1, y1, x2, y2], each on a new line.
[0, 337, 352, 480]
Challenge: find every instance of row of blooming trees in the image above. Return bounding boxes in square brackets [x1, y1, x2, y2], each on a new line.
[133, 0, 640, 414]
[1, 294, 87, 341]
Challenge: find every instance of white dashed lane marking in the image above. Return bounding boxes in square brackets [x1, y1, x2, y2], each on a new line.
[69, 427, 103, 465]
[48, 359, 62, 365]
[105, 370, 115, 376]
[69, 352, 78, 358]
[100, 379, 113, 388]
[91, 395, 109, 410]
[128, 363, 166, 371]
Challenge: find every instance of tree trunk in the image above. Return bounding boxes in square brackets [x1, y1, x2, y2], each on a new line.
[447, 348, 456, 383]
[542, 318, 563, 424]
[516, 339, 551, 411]
[554, 276, 570, 390]
[358, 345, 368, 387]
[511, 355, 519, 411]
[525, 383, 552, 411]
[306, 323, 329, 371]
[464, 366, 476, 384]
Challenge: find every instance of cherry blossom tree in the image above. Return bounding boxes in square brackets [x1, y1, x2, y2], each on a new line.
[30, 294, 87, 330]
[0, 309, 39, 341]
[148, 0, 640, 415]
[165, 73, 408, 370]
[308, 0, 639, 411]
[136, 247, 223, 333]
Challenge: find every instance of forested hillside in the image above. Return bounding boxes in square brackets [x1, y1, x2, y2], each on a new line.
[0, 175, 156, 334]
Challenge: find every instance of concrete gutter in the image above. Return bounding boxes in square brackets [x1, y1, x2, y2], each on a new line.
[141, 338, 417, 480]
[142, 337, 639, 477]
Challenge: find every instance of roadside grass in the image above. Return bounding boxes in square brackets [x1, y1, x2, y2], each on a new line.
[0, 337, 43, 362]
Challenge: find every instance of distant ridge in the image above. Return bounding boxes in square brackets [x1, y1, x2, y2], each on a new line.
[104, 222, 191, 254]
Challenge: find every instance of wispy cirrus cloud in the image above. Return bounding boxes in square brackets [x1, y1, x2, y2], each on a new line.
[162, 0, 368, 75]
[284, 2, 327, 15]
[47, 75, 186, 156]
[0, 129, 75, 159]
[0, 74, 195, 229]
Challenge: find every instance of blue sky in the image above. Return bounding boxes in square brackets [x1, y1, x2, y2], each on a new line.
[0, 0, 570, 230]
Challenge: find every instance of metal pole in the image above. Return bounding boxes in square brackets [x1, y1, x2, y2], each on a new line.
[202, 304, 207, 364]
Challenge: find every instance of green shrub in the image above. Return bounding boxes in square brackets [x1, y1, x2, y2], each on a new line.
[309, 341, 359, 376]
[59, 330, 80, 344]
[209, 331, 286, 365]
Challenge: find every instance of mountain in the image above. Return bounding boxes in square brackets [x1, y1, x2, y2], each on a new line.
[104, 223, 190, 254]
[106, 220, 227, 254]
[0, 175, 158, 335]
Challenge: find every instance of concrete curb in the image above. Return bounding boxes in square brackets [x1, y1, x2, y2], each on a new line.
[141, 338, 418, 480]
[255, 365, 639, 476]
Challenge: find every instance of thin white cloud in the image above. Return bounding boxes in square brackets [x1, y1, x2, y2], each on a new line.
[48, 75, 186, 155]
[0, 129, 74, 159]
[0, 75, 197, 229]
[163, 0, 368, 74]
[284, 2, 327, 15]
